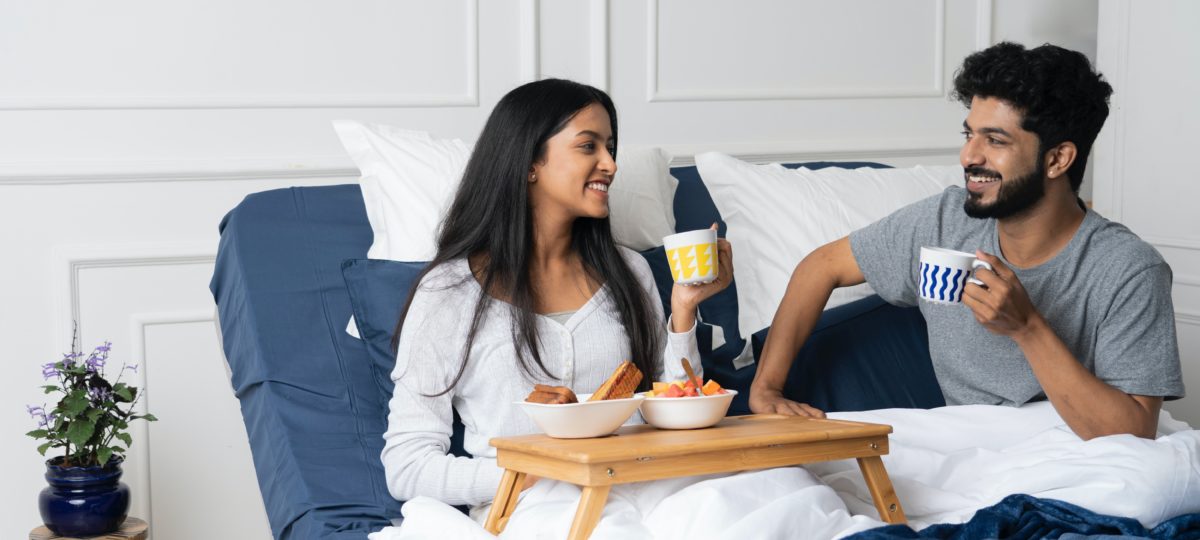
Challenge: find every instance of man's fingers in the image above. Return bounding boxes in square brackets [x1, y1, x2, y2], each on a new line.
[972, 266, 1004, 290]
[962, 283, 992, 308]
[962, 292, 989, 317]
[772, 403, 797, 416]
[799, 403, 827, 419]
[976, 250, 1016, 280]
[782, 401, 808, 416]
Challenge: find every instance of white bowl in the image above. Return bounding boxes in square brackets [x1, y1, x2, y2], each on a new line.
[516, 393, 645, 439]
[639, 389, 738, 430]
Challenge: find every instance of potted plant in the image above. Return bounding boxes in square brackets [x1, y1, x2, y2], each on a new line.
[25, 333, 157, 537]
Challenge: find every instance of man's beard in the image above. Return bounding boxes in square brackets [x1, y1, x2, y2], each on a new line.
[963, 160, 1046, 219]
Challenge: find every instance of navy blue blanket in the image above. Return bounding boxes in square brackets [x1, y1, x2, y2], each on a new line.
[848, 494, 1200, 540]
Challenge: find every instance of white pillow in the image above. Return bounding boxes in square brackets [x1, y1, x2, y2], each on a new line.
[333, 120, 469, 261]
[607, 146, 677, 251]
[694, 152, 961, 336]
[334, 121, 679, 259]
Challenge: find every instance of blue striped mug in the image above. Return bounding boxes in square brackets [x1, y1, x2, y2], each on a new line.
[918, 247, 992, 304]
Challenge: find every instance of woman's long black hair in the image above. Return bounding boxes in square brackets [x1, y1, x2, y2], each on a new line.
[392, 78, 662, 395]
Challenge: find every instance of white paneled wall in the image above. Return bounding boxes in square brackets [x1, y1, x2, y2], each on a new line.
[1094, 0, 1200, 430]
[0, 1, 1123, 538]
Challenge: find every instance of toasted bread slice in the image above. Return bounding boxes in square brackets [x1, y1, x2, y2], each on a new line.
[588, 361, 643, 401]
[526, 384, 579, 404]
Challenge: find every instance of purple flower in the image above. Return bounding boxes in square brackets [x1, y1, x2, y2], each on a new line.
[26, 405, 51, 428]
[41, 363, 60, 380]
[85, 353, 106, 373]
[87, 387, 112, 404]
[83, 342, 111, 373]
[60, 352, 80, 369]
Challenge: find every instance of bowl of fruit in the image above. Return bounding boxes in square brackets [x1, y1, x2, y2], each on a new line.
[639, 377, 736, 430]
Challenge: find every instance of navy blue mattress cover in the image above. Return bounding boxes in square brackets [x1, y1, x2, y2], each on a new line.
[210, 165, 943, 539]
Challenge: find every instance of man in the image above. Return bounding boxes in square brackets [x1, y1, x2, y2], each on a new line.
[749, 42, 1184, 439]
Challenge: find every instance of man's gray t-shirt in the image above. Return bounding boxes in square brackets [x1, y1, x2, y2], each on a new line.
[849, 186, 1184, 406]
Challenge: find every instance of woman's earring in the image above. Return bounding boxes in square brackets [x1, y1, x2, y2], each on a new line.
[529, 174, 537, 183]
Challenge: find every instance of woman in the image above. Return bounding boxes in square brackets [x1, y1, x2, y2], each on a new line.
[381, 79, 733, 512]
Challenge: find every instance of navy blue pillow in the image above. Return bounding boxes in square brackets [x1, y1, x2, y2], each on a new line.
[341, 258, 427, 398]
[340, 258, 469, 460]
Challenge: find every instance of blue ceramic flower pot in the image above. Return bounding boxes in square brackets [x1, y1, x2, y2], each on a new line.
[38, 457, 130, 537]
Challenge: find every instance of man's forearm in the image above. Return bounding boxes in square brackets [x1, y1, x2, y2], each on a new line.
[1015, 316, 1160, 439]
[752, 241, 858, 393]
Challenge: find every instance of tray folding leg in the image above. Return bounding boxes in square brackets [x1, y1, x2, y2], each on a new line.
[484, 469, 525, 534]
[567, 485, 611, 540]
[856, 456, 906, 523]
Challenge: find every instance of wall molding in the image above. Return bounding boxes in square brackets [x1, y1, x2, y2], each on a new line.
[1144, 235, 1200, 253]
[52, 242, 217, 350]
[1174, 273, 1200, 288]
[646, 0, 948, 102]
[0, 157, 359, 185]
[1095, 0, 1132, 220]
[589, 0, 610, 91]
[125, 311, 216, 528]
[519, 0, 540, 82]
[661, 138, 962, 167]
[1178, 310, 1200, 328]
[975, 0, 994, 49]
[522, 0, 607, 89]
[0, 0, 479, 110]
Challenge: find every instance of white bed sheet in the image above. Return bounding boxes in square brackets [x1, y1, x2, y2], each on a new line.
[370, 402, 1200, 539]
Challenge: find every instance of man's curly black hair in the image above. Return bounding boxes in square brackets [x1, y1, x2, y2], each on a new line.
[952, 42, 1113, 194]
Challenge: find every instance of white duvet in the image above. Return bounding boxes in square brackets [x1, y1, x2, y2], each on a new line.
[370, 402, 1200, 540]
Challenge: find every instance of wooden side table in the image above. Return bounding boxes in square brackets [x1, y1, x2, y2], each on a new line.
[30, 517, 148, 540]
[484, 414, 905, 539]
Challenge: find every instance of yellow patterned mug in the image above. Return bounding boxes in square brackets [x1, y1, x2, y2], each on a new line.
[663, 229, 719, 285]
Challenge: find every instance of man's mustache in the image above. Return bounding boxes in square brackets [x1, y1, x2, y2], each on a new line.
[964, 166, 1002, 179]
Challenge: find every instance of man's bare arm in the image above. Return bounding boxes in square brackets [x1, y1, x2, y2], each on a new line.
[749, 237, 865, 416]
[966, 251, 1161, 439]
[1023, 319, 1161, 438]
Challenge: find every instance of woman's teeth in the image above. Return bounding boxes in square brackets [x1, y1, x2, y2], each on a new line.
[587, 182, 609, 192]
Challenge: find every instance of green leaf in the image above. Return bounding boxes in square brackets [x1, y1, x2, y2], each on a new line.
[113, 384, 133, 402]
[43, 385, 60, 394]
[66, 419, 95, 448]
[37, 442, 54, 456]
[114, 419, 129, 430]
[26, 429, 49, 439]
[85, 408, 105, 422]
[61, 390, 89, 416]
[115, 433, 133, 447]
[140, 413, 158, 422]
[97, 447, 113, 466]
